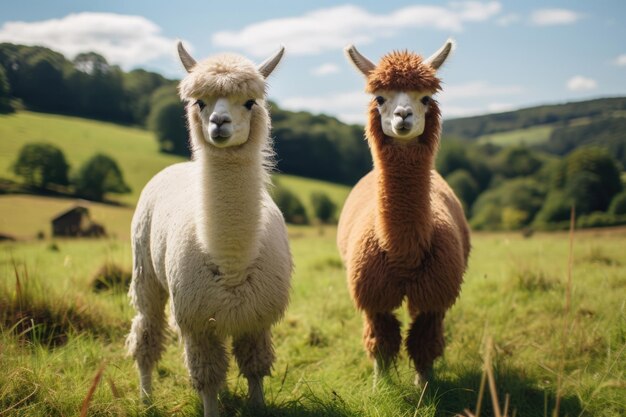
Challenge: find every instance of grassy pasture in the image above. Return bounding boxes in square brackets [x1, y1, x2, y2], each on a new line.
[1, 227, 624, 416]
[476, 125, 553, 147]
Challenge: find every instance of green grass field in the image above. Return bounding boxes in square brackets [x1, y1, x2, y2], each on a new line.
[1, 227, 624, 417]
[476, 125, 553, 147]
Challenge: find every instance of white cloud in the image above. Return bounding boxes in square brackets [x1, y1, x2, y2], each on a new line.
[311, 63, 340, 76]
[615, 54, 626, 67]
[0, 13, 181, 69]
[487, 102, 515, 113]
[530, 9, 582, 26]
[441, 81, 524, 100]
[280, 90, 369, 124]
[213, 2, 502, 57]
[567, 75, 597, 91]
[496, 13, 520, 26]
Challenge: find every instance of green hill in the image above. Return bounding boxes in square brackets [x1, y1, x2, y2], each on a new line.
[443, 96, 626, 140]
[443, 97, 626, 167]
[0, 111, 350, 239]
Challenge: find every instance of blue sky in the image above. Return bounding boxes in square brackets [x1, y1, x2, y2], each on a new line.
[1, 1, 625, 123]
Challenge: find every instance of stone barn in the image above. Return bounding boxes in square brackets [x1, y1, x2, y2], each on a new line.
[51, 205, 106, 237]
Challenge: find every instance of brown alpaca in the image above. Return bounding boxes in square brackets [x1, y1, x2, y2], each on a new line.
[337, 40, 470, 387]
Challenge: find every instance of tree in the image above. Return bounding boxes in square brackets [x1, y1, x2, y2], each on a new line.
[562, 147, 622, 213]
[13, 143, 69, 188]
[74, 154, 130, 201]
[493, 146, 543, 178]
[148, 86, 189, 156]
[609, 191, 626, 215]
[311, 192, 337, 223]
[445, 169, 480, 212]
[471, 178, 546, 230]
[0, 65, 13, 113]
[272, 186, 308, 224]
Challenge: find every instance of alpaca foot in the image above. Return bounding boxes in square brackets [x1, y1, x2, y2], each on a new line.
[247, 376, 265, 408]
[414, 368, 433, 389]
[373, 357, 393, 389]
[201, 389, 220, 417]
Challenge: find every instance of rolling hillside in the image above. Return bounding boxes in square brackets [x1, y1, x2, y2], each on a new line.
[442, 97, 626, 167]
[0, 111, 350, 239]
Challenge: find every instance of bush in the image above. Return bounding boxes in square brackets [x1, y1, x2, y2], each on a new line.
[562, 147, 622, 213]
[608, 191, 626, 215]
[577, 212, 626, 229]
[91, 262, 131, 293]
[445, 169, 480, 212]
[12, 143, 69, 188]
[272, 186, 308, 224]
[310, 192, 337, 224]
[470, 178, 546, 230]
[74, 153, 130, 201]
[493, 146, 543, 178]
[534, 190, 573, 225]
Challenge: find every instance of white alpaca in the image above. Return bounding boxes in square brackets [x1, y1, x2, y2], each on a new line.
[126, 42, 291, 417]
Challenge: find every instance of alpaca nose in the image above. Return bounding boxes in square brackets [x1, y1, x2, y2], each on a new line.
[394, 107, 413, 120]
[209, 112, 232, 126]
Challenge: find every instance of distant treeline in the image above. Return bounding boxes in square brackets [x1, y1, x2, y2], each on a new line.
[0, 43, 372, 185]
[0, 43, 175, 124]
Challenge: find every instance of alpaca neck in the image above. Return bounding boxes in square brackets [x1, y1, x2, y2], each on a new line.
[196, 147, 267, 283]
[373, 144, 434, 260]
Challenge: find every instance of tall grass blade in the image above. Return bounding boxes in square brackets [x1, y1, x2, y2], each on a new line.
[79, 363, 106, 417]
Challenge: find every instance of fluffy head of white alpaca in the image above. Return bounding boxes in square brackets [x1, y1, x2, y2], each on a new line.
[345, 39, 454, 141]
[177, 42, 284, 149]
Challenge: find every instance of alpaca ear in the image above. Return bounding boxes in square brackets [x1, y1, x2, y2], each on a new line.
[345, 44, 376, 77]
[177, 41, 197, 73]
[258, 46, 285, 79]
[424, 39, 455, 71]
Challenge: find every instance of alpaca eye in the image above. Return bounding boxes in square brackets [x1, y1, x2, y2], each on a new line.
[421, 96, 431, 105]
[375, 96, 386, 106]
[244, 99, 256, 110]
[196, 100, 206, 110]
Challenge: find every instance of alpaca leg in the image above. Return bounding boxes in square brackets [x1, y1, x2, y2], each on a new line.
[126, 271, 168, 401]
[362, 311, 402, 386]
[233, 329, 274, 408]
[183, 333, 228, 417]
[405, 311, 445, 387]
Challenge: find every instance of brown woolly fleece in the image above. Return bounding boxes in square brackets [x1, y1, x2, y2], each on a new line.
[337, 51, 470, 376]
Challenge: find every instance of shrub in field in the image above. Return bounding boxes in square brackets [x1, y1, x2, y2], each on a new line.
[272, 185, 309, 224]
[609, 191, 626, 215]
[311, 191, 337, 224]
[91, 262, 131, 292]
[446, 169, 480, 212]
[73, 153, 130, 201]
[534, 190, 572, 226]
[576, 212, 626, 229]
[471, 178, 545, 230]
[12, 142, 70, 189]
